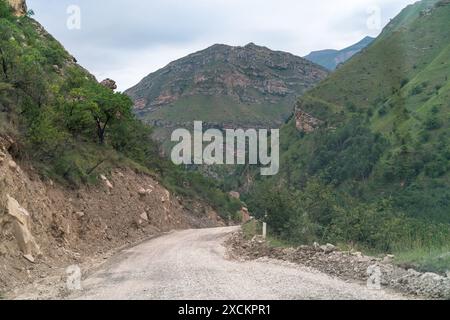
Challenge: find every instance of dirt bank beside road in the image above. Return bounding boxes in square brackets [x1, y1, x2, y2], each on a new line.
[227, 232, 450, 299]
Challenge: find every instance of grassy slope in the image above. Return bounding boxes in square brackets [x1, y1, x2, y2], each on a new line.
[297, 0, 450, 219]
[307, 0, 446, 110]
[247, 0, 450, 272]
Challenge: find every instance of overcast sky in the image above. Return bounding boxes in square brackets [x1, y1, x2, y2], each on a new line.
[27, 0, 417, 91]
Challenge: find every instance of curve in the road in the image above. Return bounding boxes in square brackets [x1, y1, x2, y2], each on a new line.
[72, 226, 407, 300]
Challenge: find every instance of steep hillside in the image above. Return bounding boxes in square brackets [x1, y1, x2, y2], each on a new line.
[302, 0, 450, 115]
[125, 43, 328, 140]
[245, 0, 450, 273]
[292, 0, 450, 220]
[304, 36, 375, 70]
[0, 0, 240, 294]
[0, 138, 222, 293]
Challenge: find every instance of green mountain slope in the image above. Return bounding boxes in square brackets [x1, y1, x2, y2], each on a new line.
[304, 0, 450, 115]
[304, 36, 375, 70]
[246, 0, 450, 272]
[295, 0, 450, 220]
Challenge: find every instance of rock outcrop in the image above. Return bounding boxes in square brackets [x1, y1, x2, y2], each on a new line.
[240, 207, 251, 223]
[295, 109, 323, 133]
[7, 0, 27, 17]
[100, 78, 118, 91]
[228, 191, 240, 200]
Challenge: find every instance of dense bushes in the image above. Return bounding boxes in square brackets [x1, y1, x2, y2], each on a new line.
[244, 115, 450, 265]
[329, 200, 450, 252]
[246, 179, 450, 253]
[0, 0, 12, 19]
[306, 119, 388, 184]
[277, 118, 387, 188]
[246, 180, 344, 244]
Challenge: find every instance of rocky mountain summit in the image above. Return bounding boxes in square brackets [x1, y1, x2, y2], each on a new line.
[126, 43, 328, 134]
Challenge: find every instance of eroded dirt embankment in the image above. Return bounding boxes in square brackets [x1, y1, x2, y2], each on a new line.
[0, 135, 223, 296]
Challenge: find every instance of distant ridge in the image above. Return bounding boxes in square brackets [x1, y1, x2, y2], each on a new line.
[304, 36, 375, 70]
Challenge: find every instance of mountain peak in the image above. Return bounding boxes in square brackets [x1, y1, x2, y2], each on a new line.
[355, 36, 376, 47]
[125, 44, 329, 137]
[205, 42, 268, 52]
[361, 36, 376, 41]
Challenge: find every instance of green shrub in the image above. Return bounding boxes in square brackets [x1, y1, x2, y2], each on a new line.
[306, 118, 388, 184]
[411, 84, 424, 96]
[0, 0, 12, 19]
[400, 78, 409, 88]
[378, 105, 388, 116]
[424, 115, 442, 130]
[424, 157, 448, 178]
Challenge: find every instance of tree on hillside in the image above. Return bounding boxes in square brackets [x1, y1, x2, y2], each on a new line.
[0, 20, 49, 110]
[0, 21, 18, 81]
[69, 83, 133, 144]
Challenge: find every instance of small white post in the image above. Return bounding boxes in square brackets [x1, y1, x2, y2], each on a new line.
[262, 222, 267, 239]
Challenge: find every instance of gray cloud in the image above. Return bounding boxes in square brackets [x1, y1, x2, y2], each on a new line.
[27, 0, 417, 90]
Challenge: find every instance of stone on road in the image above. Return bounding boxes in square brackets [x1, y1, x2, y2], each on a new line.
[72, 227, 407, 300]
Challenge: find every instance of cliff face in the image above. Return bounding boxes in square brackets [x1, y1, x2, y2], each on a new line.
[295, 109, 323, 133]
[7, 0, 27, 16]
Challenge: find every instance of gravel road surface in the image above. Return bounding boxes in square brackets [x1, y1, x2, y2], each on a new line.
[72, 227, 407, 300]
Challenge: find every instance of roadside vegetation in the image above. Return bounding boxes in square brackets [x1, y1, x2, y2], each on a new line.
[244, 0, 450, 273]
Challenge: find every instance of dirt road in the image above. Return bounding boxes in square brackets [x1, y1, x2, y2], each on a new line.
[71, 227, 407, 300]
